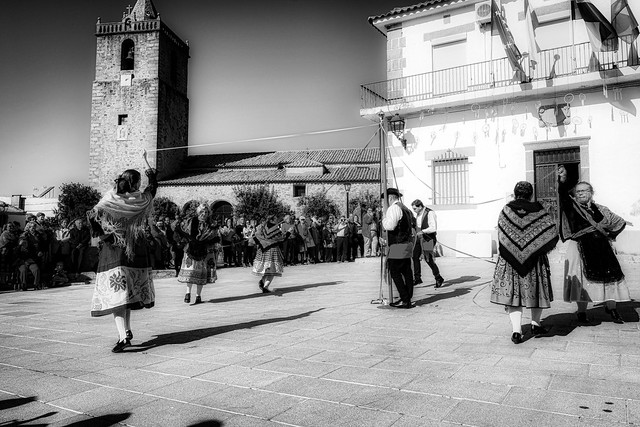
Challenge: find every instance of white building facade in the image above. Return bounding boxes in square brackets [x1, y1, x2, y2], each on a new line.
[360, 0, 640, 256]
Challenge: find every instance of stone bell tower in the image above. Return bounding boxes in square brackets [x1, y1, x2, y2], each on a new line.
[89, 0, 189, 191]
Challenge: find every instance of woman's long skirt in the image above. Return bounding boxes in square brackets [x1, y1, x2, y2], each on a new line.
[177, 254, 217, 286]
[90, 242, 155, 317]
[252, 247, 284, 278]
[563, 239, 630, 304]
[490, 255, 553, 308]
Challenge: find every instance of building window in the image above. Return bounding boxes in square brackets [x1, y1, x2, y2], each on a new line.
[118, 114, 128, 125]
[121, 39, 135, 70]
[432, 155, 470, 205]
[293, 184, 306, 198]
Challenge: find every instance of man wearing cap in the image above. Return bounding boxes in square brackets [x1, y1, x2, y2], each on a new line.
[411, 199, 445, 287]
[381, 188, 415, 308]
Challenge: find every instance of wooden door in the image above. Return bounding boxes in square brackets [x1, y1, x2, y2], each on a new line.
[534, 147, 580, 222]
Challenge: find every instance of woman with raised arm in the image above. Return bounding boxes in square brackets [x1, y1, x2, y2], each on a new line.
[88, 166, 157, 353]
[558, 165, 630, 323]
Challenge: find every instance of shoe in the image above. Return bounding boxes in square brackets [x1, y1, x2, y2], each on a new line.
[577, 312, 588, 323]
[531, 325, 548, 335]
[184, 293, 190, 303]
[389, 300, 403, 307]
[435, 277, 444, 288]
[112, 338, 131, 353]
[193, 296, 202, 305]
[414, 278, 423, 285]
[125, 330, 133, 340]
[608, 309, 624, 324]
[400, 302, 413, 309]
[511, 332, 523, 344]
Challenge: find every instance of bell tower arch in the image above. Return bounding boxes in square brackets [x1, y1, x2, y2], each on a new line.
[89, 0, 189, 190]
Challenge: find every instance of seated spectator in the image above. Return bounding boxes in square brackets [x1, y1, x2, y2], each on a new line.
[51, 261, 69, 287]
[17, 222, 43, 290]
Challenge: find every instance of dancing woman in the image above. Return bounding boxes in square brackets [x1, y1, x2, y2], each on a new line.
[558, 166, 631, 323]
[490, 181, 559, 344]
[252, 214, 286, 293]
[176, 204, 220, 304]
[88, 167, 157, 353]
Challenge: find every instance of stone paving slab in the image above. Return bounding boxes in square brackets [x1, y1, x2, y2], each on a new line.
[1, 257, 639, 426]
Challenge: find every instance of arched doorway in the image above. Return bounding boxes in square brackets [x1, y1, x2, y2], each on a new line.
[210, 200, 233, 225]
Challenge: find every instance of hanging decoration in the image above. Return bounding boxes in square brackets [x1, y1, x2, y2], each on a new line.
[613, 87, 623, 101]
[533, 127, 539, 141]
[538, 103, 571, 127]
[512, 118, 519, 134]
[603, 84, 608, 98]
[572, 116, 582, 134]
[483, 123, 491, 138]
[520, 123, 527, 137]
[579, 93, 586, 106]
[471, 103, 480, 119]
[621, 111, 629, 123]
[564, 93, 574, 104]
[588, 116, 593, 128]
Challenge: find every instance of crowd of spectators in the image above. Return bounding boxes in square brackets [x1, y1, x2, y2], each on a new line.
[0, 205, 384, 290]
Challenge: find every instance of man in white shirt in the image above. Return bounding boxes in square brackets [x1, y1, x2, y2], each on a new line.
[411, 199, 444, 288]
[381, 188, 415, 308]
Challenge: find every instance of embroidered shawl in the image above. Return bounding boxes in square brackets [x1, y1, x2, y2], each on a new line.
[255, 222, 284, 250]
[498, 200, 559, 276]
[87, 188, 154, 260]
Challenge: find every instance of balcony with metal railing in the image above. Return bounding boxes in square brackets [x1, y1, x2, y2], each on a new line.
[360, 37, 640, 111]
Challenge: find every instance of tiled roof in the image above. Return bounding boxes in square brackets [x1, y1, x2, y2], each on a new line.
[184, 148, 380, 169]
[159, 165, 380, 186]
[368, 0, 455, 23]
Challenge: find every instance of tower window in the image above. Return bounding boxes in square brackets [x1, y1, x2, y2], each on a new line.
[118, 114, 128, 125]
[121, 39, 135, 70]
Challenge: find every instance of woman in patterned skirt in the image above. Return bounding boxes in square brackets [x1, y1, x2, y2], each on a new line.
[176, 204, 220, 304]
[490, 181, 559, 344]
[252, 214, 286, 293]
[558, 166, 631, 324]
[88, 167, 157, 353]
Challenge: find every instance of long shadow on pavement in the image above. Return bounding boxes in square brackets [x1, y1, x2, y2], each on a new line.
[413, 287, 475, 306]
[130, 308, 325, 351]
[188, 421, 223, 427]
[414, 275, 481, 289]
[205, 281, 343, 303]
[0, 396, 37, 411]
[531, 301, 640, 339]
[64, 413, 132, 426]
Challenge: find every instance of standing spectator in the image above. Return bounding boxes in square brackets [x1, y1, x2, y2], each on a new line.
[233, 217, 245, 267]
[220, 218, 234, 267]
[305, 216, 318, 263]
[411, 199, 444, 287]
[244, 220, 256, 266]
[558, 166, 631, 323]
[311, 217, 323, 263]
[362, 208, 374, 257]
[348, 215, 359, 261]
[69, 218, 91, 274]
[490, 181, 558, 344]
[143, 225, 161, 269]
[53, 218, 72, 270]
[296, 216, 309, 264]
[334, 216, 349, 262]
[0, 223, 19, 288]
[171, 217, 188, 277]
[17, 222, 44, 290]
[280, 215, 295, 266]
[322, 221, 334, 262]
[162, 216, 175, 268]
[87, 167, 157, 353]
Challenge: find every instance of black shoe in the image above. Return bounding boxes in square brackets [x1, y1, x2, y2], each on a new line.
[184, 293, 190, 303]
[511, 332, 523, 344]
[435, 277, 444, 288]
[259, 280, 265, 292]
[400, 302, 413, 309]
[577, 312, 588, 323]
[607, 308, 624, 324]
[389, 300, 403, 307]
[193, 296, 202, 305]
[112, 338, 131, 353]
[125, 330, 133, 340]
[531, 325, 548, 336]
[414, 278, 423, 285]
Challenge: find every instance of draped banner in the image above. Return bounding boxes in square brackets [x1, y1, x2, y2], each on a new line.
[492, 0, 526, 76]
[612, 0, 640, 65]
[573, 0, 618, 52]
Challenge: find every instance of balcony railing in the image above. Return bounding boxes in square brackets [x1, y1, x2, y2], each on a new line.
[361, 37, 640, 110]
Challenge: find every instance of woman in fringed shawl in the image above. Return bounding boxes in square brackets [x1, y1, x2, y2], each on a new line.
[252, 214, 286, 293]
[558, 166, 630, 324]
[491, 181, 559, 344]
[175, 203, 220, 305]
[87, 168, 157, 353]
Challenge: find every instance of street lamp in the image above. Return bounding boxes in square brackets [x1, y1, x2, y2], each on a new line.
[344, 182, 351, 217]
[389, 114, 407, 149]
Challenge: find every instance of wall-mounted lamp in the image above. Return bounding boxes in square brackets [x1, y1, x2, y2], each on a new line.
[389, 114, 407, 149]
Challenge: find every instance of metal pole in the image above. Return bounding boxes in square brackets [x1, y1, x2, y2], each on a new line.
[379, 112, 393, 304]
[346, 192, 349, 217]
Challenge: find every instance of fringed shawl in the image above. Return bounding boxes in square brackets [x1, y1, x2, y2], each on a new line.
[498, 200, 559, 277]
[88, 188, 154, 260]
[255, 222, 284, 250]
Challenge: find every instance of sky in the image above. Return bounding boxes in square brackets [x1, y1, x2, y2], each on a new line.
[0, 0, 401, 196]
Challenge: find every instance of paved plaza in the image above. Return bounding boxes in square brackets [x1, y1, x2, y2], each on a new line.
[1, 254, 640, 427]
